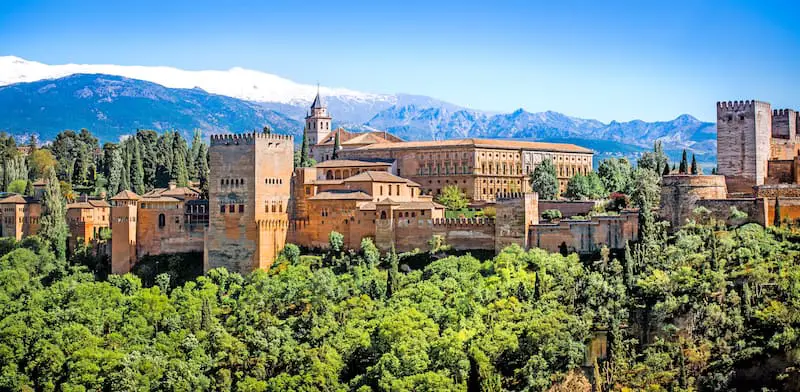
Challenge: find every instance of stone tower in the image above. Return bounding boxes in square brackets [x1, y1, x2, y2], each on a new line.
[304, 91, 332, 146]
[110, 190, 140, 274]
[494, 192, 538, 252]
[716, 100, 772, 193]
[205, 132, 294, 274]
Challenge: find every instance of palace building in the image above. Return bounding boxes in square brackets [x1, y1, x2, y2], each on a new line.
[1, 92, 640, 277]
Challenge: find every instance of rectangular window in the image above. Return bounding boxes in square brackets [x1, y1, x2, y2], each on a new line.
[220, 205, 225, 213]
[229, 205, 234, 213]
[239, 204, 244, 213]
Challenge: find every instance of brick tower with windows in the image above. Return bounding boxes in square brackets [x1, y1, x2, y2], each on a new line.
[304, 90, 332, 146]
[204, 132, 294, 274]
[110, 190, 140, 274]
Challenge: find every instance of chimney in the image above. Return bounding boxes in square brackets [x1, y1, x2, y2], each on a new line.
[168, 180, 177, 190]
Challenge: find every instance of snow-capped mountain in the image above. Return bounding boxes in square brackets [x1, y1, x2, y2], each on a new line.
[0, 55, 393, 107]
[0, 55, 718, 165]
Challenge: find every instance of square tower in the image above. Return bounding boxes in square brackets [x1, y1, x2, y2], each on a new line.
[110, 190, 140, 274]
[716, 100, 772, 193]
[205, 132, 294, 274]
[305, 92, 332, 146]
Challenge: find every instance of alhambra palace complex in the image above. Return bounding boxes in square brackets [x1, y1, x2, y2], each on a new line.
[2, 95, 798, 275]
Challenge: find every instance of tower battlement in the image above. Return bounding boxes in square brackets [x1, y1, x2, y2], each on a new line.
[495, 191, 526, 200]
[717, 100, 759, 111]
[773, 109, 796, 118]
[210, 132, 293, 146]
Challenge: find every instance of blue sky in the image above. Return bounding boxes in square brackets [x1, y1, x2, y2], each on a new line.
[1, 0, 799, 122]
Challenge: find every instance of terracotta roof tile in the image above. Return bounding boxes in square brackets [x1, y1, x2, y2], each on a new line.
[309, 190, 373, 200]
[110, 190, 141, 200]
[314, 159, 394, 169]
[0, 194, 35, 204]
[344, 171, 420, 186]
[351, 138, 593, 154]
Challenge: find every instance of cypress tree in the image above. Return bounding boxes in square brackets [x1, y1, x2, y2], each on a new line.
[24, 180, 33, 196]
[120, 142, 132, 192]
[300, 132, 311, 167]
[262, 125, 271, 135]
[39, 167, 67, 260]
[679, 150, 688, 174]
[774, 196, 781, 227]
[386, 246, 399, 298]
[711, 167, 717, 175]
[662, 162, 670, 176]
[188, 130, 203, 180]
[690, 154, 698, 175]
[108, 148, 123, 196]
[332, 131, 341, 160]
[131, 138, 146, 194]
[195, 143, 210, 190]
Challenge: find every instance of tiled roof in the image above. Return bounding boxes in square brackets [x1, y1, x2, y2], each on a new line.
[311, 92, 324, 109]
[351, 138, 593, 154]
[309, 190, 373, 201]
[141, 186, 201, 200]
[344, 171, 420, 186]
[394, 201, 445, 210]
[67, 202, 94, 209]
[110, 190, 141, 200]
[315, 129, 403, 146]
[0, 194, 36, 204]
[314, 159, 394, 168]
[88, 199, 111, 208]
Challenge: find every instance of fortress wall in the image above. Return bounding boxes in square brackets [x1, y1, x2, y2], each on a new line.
[660, 175, 728, 229]
[766, 160, 794, 184]
[695, 198, 767, 226]
[528, 213, 638, 254]
[538, 200, 599, 218]
[717, 100, 772, 193]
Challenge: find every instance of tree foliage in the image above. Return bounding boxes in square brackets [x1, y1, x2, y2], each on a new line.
[530, 158, 559, 200]
[437, 185, 469, 210]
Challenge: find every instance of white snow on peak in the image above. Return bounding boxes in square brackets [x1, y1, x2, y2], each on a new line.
[0, 56, 395, 105]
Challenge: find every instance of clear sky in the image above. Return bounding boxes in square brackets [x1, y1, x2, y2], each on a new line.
[1, 0, 798, 122]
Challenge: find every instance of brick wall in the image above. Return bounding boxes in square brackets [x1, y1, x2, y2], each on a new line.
[696, 198, 767, 226]
[717, 101, 772, 193]
[660, 175, 727, 229]
[538, 200, 599, 219]
[528, 212, 638, 254]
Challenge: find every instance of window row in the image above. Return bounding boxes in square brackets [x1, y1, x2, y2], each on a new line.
[220, 204, 246, 214]
[266, 178, 284, 185]
[221, 178, 246, 187]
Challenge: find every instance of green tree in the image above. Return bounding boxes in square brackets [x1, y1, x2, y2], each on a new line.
[6, 179, 26, 194]
[679, 149, 688, 174]
[690, 153, 699, 175]
[597, 158, 632, 194]
[24, 180, 33, 196]
[774, 196, 781, 227]
[299, 133, 312, 167]
[530, 158, 559, 199]
[630, 167, 661, 210]
[437, 185, 469, 210]
[332, 131, 341, 160]
[38, 167, 67, 260]
[27, 149, 56, 181]
[107, 147, 123, 196]
[131, 138, 146, 193]
[565, 172, 606, 200]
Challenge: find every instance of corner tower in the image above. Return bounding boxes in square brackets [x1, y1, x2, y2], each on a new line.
[110, 190, 140, 274]
[716, 100, 772, 194]
[305, 91, 332, 146]
[205, 132, 294, 274]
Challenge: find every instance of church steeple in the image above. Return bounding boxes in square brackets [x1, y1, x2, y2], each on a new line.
[305, 87, 332, 146]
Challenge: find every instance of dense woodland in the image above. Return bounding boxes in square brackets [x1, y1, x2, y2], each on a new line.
[1, 131, 799, 391]
[0, 129, 210, 199]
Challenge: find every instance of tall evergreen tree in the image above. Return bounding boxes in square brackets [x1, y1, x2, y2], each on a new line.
[108, 148, 123, 196]
[690, 154, 699, 175]
[188, 130, 203, 180]
[195, 143, 210, 192]
[774, 196, 781, 227]
[24, 180, 33, 196]
[386, 246, 399, 298]
[131, 138, 146, 194]
[39, 167, 68, 260]
[679, 150, 688, 174]
[530, 159, 559, 199]
[300, 132, 311, 167]
[332, 131, 341, 160]
[120, 142, 132, 192]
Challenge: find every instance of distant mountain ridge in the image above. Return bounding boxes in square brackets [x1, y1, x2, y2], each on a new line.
[0, 56, 717, 164]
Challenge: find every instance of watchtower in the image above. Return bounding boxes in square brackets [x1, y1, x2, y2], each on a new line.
[716, 100, 772, 193]
[205, 132, 294, 274]
[494, 192, 538, 252]
[110, 190, 140, 274]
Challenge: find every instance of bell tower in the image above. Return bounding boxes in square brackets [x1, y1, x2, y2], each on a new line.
[304, 88, 332, 146]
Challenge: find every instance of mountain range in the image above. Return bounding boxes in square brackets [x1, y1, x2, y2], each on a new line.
[0, 56, 717, 164]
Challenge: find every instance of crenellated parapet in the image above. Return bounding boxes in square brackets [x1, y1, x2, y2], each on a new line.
[773, 109, 796, 117]
[255, 218, 289, 229]
[495, 191, 526, 200]
[432, 217, 495, 227]
[717, 100, 762, 112]
[210, 132, 293, 146]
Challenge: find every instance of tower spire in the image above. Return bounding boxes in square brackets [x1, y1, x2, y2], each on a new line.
[311, 83, 323, 110]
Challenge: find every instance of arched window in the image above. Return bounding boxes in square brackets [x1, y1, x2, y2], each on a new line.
[380, 211, 387, 220]
[158, 213, 166, 228]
